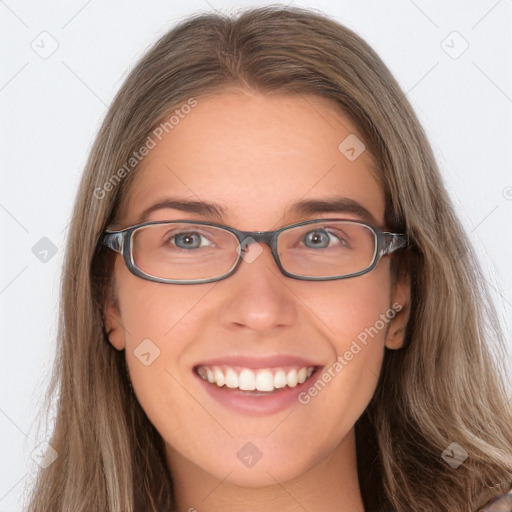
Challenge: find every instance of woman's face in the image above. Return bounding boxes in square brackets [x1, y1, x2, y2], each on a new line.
[105, 91, 408, 489]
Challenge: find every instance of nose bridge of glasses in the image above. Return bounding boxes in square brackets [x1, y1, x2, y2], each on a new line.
[235, 230, 281, 270]
[238, 230, 276, 251]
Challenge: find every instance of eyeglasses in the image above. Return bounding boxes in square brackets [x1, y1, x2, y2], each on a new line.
[101, 218, 408, 284]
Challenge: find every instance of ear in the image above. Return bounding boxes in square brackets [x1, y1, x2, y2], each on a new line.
[384, 268, 411, 350]
[103, 278, 126, 351]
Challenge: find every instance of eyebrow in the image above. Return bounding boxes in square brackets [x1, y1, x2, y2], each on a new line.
[284, 197, 378, 225]
[136, 195, 378, 225]
[137, 198, 228, 223]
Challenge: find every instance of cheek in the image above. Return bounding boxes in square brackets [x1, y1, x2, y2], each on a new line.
[303, 262, 393, 352]
[119, 287, 215, 462]
[115, 259, 215, 339]
[114, 265, 222, 425]
[294, 265, 392, 425]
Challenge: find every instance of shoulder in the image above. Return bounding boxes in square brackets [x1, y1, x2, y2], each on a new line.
[478, 488, 512, 512]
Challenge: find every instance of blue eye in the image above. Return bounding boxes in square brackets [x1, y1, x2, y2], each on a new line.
[174, 232, 200, 249]
[172, 231, 213, 249]
[303, 229, 349, 249]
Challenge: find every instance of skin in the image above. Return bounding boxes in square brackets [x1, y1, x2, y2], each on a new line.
[104, 90, 410, 512]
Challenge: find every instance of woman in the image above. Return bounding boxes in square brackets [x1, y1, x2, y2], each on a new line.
[27, 6, 512, 512]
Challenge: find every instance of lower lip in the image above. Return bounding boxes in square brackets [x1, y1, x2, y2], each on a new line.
[194, 368, 321, 415]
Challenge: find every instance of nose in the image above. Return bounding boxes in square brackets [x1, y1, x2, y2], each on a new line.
[217, 243, 298, 334]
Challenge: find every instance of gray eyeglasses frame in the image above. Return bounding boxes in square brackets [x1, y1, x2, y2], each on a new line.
[102, 217, 408, 284]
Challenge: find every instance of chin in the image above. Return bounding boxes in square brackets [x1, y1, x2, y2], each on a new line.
[194, 441, 322, 488]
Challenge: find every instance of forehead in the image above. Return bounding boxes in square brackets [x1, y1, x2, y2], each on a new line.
[119, 91, 384, 229]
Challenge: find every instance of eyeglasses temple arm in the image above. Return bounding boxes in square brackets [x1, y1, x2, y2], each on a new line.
[380, 233, 408, 257]
[102, 232, 124, 253]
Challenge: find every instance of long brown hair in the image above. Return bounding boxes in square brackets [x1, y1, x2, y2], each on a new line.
[26, 6, 512, 511]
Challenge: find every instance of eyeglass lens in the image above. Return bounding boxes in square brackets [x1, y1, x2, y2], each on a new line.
[130, 221, 377, 281]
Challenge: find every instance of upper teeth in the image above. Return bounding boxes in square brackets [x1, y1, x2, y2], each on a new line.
[197, 366, 315, 392]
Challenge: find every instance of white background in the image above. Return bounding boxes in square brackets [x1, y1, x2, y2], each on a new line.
[1, 1, 511, 510]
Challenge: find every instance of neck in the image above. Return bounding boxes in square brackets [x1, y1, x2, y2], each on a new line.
[166, 428, 365, 512]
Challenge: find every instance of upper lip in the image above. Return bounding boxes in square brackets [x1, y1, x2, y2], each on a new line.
[193, 354, 322, 370]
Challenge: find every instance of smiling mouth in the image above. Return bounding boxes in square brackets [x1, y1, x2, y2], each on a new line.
[194, 365, 318, 394]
